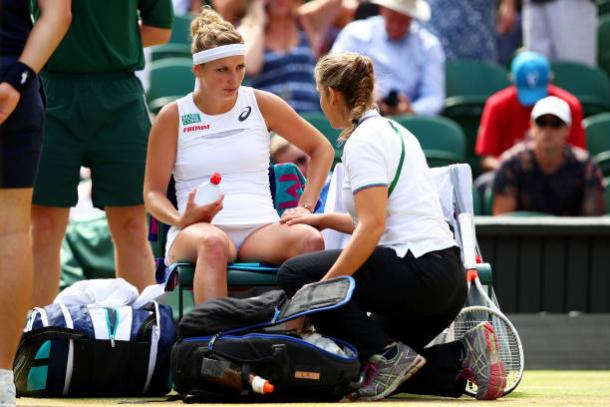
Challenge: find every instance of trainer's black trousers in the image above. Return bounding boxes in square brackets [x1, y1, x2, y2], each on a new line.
[278, 246, 468, 398]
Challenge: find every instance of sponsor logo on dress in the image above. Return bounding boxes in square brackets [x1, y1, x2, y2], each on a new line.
[238, 106, 252, 122]
[183, 124, 210, 133]
[181, 113, 202, 125]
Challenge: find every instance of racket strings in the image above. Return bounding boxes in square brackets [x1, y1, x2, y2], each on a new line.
[445, 308, 523, 394]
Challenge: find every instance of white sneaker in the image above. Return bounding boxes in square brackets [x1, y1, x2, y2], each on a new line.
[0, 370, 16, 407]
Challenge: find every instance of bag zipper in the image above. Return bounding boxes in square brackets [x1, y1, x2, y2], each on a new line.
[105, 308, 118, 348]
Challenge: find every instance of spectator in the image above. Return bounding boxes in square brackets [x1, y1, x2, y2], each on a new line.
[212, 0, 250, 24]
[240, 0, 344, 113]
[522, 0, 597, 67]
[174, 0, 201, 15]
[0, 0, 71, 405]
[270, 134, 332, 212]
[330, 0, 445, 116]
[493, 96, 605, 216]
[270, 134, 311, 177]
[425, 0, 517, 63]
[476, 51, 585, 173]
[30, 0, 173, 307]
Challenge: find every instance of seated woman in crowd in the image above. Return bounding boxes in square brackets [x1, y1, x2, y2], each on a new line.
[239, 0, 346, 113]
[144, 7, 334, 305]
[278, 52, 507, 401]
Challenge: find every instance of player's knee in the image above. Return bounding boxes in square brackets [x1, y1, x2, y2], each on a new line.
[295, 227, 324, 255]
[197, 233, 229, 262]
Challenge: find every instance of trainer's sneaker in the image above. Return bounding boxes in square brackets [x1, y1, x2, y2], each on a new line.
[459, 322, 506, 400]
[0, 369, 16, 407]
[353, 342, 426, 401]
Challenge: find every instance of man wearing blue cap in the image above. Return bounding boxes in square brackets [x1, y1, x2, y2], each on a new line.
[475, 51, 584, 172]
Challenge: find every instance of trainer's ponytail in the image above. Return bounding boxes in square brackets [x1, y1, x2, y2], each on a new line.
[315, 53, 376, 140]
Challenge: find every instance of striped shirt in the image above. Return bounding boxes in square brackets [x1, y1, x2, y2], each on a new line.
[247, 31, 321, 113]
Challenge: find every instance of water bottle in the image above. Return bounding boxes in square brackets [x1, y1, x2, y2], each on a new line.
[200, 357, 274, 394]
[194, 172, 222, 206]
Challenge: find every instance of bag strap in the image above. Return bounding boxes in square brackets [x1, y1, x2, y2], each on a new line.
[387, 120, 406, 197]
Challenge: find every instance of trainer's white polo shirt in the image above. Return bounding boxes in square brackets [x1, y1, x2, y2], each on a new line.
[342, 110, 455, 258]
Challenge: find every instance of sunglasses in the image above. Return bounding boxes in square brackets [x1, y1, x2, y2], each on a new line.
[535, 116, 566, 129]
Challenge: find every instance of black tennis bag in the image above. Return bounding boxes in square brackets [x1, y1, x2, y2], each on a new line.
[171, 277, 362, 402]
[14, 301, 175, 397]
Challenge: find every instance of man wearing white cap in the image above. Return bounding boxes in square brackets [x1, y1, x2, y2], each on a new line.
[330, 0, 444, 116]
[492, 96, 605, 216]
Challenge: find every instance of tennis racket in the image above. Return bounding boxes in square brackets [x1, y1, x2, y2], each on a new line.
[451, 212, 525, 397]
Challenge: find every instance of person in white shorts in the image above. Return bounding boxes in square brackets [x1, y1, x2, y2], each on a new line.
[144, 6, 334, 305]
[522, 0, 597, 66]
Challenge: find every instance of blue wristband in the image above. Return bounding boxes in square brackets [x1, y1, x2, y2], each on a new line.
[2, 61, 36, 94]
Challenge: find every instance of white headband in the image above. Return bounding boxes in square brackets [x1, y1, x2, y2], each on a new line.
[192, 44, 246, 65]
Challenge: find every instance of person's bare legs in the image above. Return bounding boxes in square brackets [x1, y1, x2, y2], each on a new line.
[0, 189, 34, 370]
[168, 223, 237, 305]
[105, 205, 155, 292]
[239, 223, 324, 264]
[30, 204, 70, 307]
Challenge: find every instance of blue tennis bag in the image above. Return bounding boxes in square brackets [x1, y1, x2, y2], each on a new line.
[171, 277, 362, 402]
[14, 301, 175, 397]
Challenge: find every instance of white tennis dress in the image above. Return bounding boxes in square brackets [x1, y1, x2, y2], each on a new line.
[165, 86, 279, 260]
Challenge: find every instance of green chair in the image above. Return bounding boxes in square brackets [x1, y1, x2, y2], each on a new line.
[443, 60, 511, 176]
[598, 15, 610, 80]
[300, 112, 343, 165]
[599, 0, 610, 17]
[148, 95, 182, 115]
[472, 185, 483, 216]
[594, 150, 610, 177]
[605, 176, 610, 214]
[150, 43, 191, 62]
[584, 112, 610, 156]
[147, 58, 194, 105]
[483, 183, 494, 215]
[169, 14, 193, 44]
[550, 61, 610, 117]
[445, 60, 510, 102]
[391, 115, 466, 167]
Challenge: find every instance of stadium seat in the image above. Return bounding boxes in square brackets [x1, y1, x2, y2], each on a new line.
[169, 14, 193, 44]
[147, 58, 195, 105]
[599, 0, 610, 17]
[390, 115, 467, 167]
[148, 96, 182, 115]
[150, 43, 191, 62]
[598, 15, 610, 80]
[594, 150, 610, 177]
[605, 176, 610, 214]
[443, 60, 511, 176]
[472, 185, 483, 216]
[584, 112, 610, 156]
[300, 112, 343, 165]
[550, 61, 610, 117]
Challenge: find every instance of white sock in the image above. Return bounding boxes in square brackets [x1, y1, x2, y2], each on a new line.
[0, 370, 13, 380]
